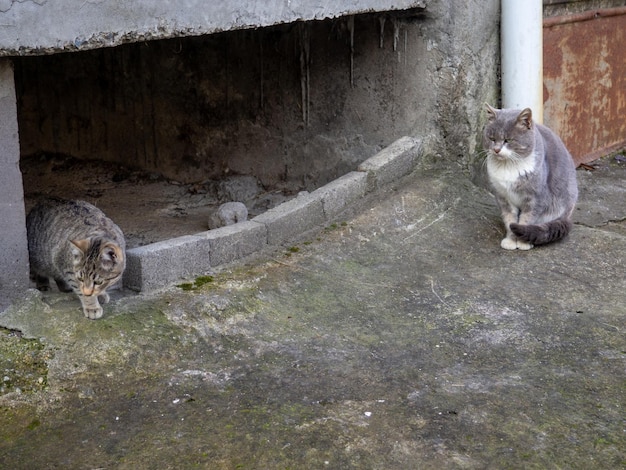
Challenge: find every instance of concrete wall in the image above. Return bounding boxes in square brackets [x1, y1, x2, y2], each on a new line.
[0, 0, 425, 56]
[14, 12, 431, 188]
[0, 0, 501, 306]
[14, 1, 500, 187]
[0, 59, 29, 311]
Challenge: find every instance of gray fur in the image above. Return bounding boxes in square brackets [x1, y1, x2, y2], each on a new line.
[26, 198, 126, 319]
[483, 105, 578, 250]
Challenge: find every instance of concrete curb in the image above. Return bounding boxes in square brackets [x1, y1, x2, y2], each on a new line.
[252, 191, 326, 246]
[203, 220, 268, 267]
[357, 135, 423, 191]
[124, 135, 422, 291]
[124, 235, 211, 292]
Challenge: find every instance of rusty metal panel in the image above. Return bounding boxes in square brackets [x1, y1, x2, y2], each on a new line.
[543, 8, 626, 164]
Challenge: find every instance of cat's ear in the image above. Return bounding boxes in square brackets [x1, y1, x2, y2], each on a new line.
[69, 238, 90, 264]
[101, 242, 123, 264]
[70, 238, 91, 254]
[517, 108, 533, 130]
[485, 103, 498, 121]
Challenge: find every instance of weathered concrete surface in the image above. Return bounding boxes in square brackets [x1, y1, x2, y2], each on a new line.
[0, 0, 425, 56]
[7, 0, 499, 302]
[1, 156, 624, 468]
[14, 0, 498, 187]
[0, 59, 28, 313]
[122, 136, 421, 292]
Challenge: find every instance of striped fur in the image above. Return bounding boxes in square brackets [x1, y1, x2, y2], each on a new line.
[26, 198, 125, 319]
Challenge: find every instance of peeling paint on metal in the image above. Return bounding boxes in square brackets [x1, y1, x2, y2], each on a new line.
[544, 8, 626, 164]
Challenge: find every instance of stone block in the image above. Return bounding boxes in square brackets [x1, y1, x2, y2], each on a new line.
[124, 235, 211, 292]
[200, 220, 267, 266]
[0, 59, 29, 312]
[0, 202, 30, 310]
[311, 171, 368, 219]
[357, 136, 422, 191]
[252, 192, 325, 245]
[0, 162, 25, 202]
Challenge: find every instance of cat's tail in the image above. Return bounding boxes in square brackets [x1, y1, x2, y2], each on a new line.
[510, 218, 572, 246]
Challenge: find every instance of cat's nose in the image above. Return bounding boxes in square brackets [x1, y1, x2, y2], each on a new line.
[494, 146, 501, 154]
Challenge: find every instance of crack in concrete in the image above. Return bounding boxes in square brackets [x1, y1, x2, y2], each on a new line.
[0, 0, 47, 14]
[575, 216, 626, 230]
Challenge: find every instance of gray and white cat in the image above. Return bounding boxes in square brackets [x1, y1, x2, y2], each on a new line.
[483, 104, 578, 250]
[26, 198, 126, 319]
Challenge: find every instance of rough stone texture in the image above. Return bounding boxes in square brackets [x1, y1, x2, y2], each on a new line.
[215, 177, 263, 204]
[252, 192, 326, 246]
[120, 135, 422, 292]
[428, 0, 501, 170]
[208, 202, 249, 230]
[13, 0, 499, 188]
[0, 157, 624, 468]
[202, 221, 267, 267]
[4, 0, 502, 302]
[0, 59, 29, 312]
[124, 235, 211, 292]
[311, 171, 368, 219]
[0, 0, 426, 56]
[357, 136, 422, 191]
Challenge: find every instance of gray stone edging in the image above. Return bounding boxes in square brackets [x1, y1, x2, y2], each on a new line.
[123, 135, 422, 292]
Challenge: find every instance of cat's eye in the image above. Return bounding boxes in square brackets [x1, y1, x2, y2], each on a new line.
[94, 280, 104, 286]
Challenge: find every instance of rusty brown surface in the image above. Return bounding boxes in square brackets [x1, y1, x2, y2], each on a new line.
[543, 9, 626, 164]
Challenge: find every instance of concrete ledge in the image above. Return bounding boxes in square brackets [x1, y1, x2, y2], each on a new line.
[123, 135, 423, 292]
[124, 235, 211, 292]
[358, 136, 422, 191]
[0, 1, 426, 56]
[311, 171, 368, 219]
[200, 221, 267, 267]
[252, 192, 326, 246]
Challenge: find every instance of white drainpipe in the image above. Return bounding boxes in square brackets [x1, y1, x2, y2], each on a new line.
[501, 0, 543, 123]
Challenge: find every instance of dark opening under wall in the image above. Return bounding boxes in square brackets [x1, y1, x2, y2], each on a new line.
[0, 0, 501, 304]
[15, 10, 428, 193]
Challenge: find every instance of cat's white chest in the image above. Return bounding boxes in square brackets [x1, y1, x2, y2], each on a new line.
[487, 152, 537, 205]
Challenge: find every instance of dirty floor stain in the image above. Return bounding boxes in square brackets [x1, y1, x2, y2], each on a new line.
[1, 159, 625, 469]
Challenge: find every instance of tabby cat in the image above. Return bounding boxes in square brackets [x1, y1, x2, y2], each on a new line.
[483, 104, 578, 250]
[26, 198, 126, 319]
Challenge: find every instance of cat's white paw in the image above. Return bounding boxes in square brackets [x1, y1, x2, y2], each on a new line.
[501, 237, 534, 251]
[500, 238, 518, 250]
[83, 297, 104, 320]
[83, 306, 104, 320]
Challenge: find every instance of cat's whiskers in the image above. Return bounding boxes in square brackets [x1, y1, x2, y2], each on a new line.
[480, 155, 490, 173]
[476, 149, 491, 173]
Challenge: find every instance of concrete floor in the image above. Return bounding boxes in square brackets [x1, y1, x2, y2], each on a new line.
[1, 156, 624, 469]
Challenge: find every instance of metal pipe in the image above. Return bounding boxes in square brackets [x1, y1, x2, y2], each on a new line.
[501, 0, 543, 122]
[544, 6, 626, 28]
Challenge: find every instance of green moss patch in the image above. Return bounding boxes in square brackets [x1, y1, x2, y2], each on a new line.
[0, 328, 51, 395]
[177, 275, 215, 291]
